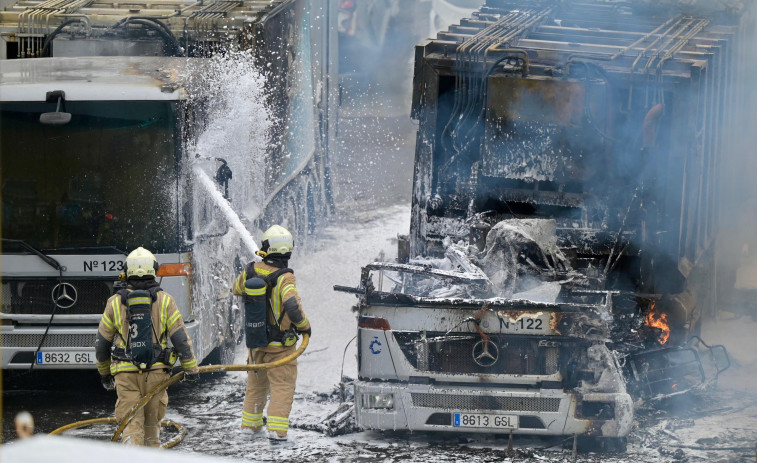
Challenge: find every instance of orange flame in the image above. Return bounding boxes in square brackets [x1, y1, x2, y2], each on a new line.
[645, 303, 670, 344]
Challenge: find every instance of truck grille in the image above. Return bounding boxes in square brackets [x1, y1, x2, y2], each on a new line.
[411, 393, 561, 412]
[1, 333, 96, 348]
[394, 332, 560, 376]
[2, 280, 112, 316]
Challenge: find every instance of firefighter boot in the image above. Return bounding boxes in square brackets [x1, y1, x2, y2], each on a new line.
[241, 426, 266, 438]
[267, 430, 296, 446]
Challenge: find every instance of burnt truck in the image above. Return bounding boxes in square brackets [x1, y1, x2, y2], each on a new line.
[0, 0, 337, 369]
[337, 0, 748, 449]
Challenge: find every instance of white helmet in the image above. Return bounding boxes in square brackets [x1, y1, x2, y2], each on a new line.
[126, 247, 158, 278]
[262, 225, 294, 255]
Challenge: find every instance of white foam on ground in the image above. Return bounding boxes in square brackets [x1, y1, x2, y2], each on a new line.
[293, 205, 411, 392]
[1, 435, 231, 463]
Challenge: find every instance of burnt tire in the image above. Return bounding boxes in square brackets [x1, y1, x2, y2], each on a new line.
[575, 436, 628, 453]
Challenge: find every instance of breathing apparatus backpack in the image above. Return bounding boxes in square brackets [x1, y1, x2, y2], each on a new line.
[243, 263, 294, 349]
[116, 287, 164, 370]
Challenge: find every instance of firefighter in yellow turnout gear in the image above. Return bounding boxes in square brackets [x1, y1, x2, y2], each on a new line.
[233, 225, 311, 442]
[95, 247, 200, 446]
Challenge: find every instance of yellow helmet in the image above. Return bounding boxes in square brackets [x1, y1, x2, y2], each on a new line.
[261, 225, 294, 255]
[126, 247, 158, 278]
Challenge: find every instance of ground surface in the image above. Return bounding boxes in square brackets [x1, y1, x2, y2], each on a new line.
[3, 206, 757, 462]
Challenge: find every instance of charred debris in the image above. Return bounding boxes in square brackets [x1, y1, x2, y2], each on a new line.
[338, 0, 751, 406]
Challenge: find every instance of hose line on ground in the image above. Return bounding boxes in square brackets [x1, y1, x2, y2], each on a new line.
[49, 417, 186, 448]
[49, 334, 309, 448]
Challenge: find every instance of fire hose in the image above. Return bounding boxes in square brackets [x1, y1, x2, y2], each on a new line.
[49, 334, 309, 447]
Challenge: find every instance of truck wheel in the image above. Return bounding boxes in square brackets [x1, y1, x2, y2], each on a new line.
[204, 339, 238, 374]
[575, 436, 627, 453]
[603, 437, 627, 453]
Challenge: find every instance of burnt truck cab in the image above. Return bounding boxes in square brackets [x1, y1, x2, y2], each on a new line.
[340, 234, 633, 446]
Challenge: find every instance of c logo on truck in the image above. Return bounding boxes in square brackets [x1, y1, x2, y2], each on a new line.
[51, 283, 78, 309]
[472, 340, 498, 367]
[369, 337, 382, 355]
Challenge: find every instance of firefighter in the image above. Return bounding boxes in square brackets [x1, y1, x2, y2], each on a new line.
[233, 225, 311, 442]
[95, 247, 200, 447]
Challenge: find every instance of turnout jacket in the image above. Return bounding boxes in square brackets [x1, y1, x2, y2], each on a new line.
[95, 289, 199, 375]
[233, 260, 310, 349]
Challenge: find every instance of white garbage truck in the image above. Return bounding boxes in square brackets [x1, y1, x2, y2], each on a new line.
[0, 0, 338, 370]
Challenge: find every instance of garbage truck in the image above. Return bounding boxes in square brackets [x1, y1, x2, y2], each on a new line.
[337, 0, 749, 450]
[0, 0, 338, 369]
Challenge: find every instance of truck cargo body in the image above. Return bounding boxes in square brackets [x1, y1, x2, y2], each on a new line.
[409, 0, 748, 308]
[0, 0, 338, 369]
[344, 0, 748, 444]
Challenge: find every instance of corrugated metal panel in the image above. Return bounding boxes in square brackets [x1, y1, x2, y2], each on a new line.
[411, 393, 561, 412]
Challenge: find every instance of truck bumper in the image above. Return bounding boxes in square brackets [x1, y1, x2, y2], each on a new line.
[0, 325, 97, 369]
[354, 381, 633, 437]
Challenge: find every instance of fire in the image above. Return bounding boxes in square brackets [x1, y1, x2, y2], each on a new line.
[645, 303, 670, 344]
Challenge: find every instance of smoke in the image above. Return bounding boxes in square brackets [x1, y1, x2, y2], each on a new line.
[705, 0, 757, 390]
[333, 0, 431, 210]
[422, 1, 757, 303]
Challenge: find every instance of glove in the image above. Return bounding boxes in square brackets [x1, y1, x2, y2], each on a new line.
[183, 371, 200, 383]
[298, 327, 312, 337]
[100, 375, 115, 391]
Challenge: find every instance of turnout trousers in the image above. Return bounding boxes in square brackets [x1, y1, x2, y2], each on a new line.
[114, 369, 171, 446]
[241, 346, 298, 437]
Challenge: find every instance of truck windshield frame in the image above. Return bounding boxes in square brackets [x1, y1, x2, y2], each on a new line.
[1, 100, 182, 254]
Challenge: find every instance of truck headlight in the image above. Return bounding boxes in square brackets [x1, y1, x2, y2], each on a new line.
[363, 393, 394, 409]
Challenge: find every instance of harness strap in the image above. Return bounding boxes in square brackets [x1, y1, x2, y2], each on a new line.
[117, 285, 162, 305]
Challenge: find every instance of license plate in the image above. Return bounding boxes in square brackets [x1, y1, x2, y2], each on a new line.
[36, 351, 95, 365]
[453, 413, 518, 429]
[496, 311, 553, 335]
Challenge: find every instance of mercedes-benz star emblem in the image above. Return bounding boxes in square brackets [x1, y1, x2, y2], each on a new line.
[51, 283, 78, 309]
[472, 339, 499, 367]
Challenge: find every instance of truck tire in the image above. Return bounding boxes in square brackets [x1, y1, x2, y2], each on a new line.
[574, 436, 628, 453]
[204, 340, 237, 374]
[203, 298, 240, 373]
